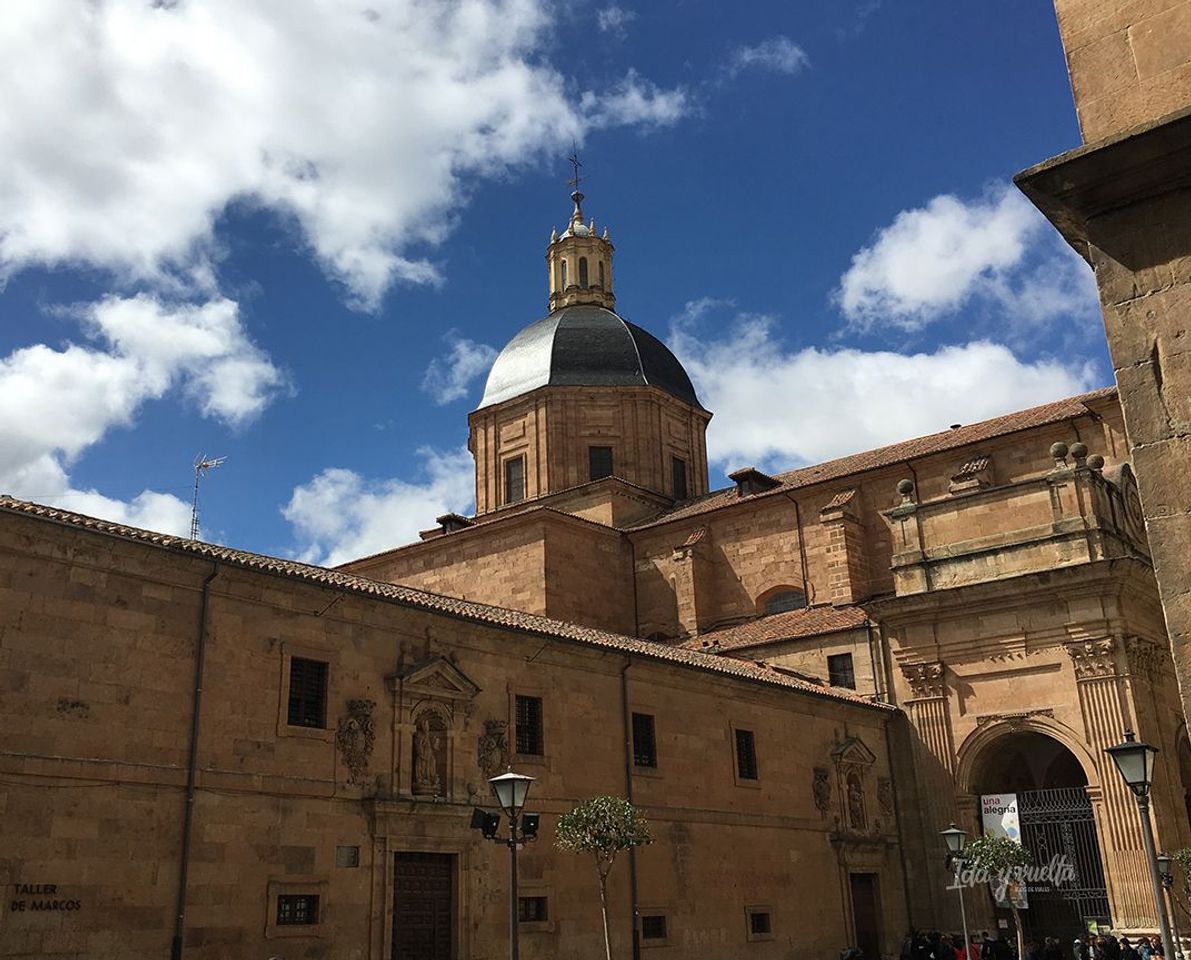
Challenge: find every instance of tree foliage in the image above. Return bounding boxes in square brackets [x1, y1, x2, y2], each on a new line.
[556, 796, 651, 960]
[963, 834, 1033, 873]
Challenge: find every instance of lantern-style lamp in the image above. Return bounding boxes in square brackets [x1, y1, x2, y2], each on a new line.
[941, 823, 968, 857]
[1106, 730, 1158, 798]
[489, 770, 535, 818]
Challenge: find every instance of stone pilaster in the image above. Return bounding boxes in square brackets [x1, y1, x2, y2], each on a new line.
[1067, 637, 1156, 930]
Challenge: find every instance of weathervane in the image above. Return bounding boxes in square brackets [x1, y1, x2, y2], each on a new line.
[567, 143, 583, 193]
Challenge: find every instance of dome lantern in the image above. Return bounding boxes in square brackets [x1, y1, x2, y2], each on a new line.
[547, 162, 615, 311]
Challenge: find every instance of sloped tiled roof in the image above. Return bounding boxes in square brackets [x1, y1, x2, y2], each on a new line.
[631, 387, 1117, 530]
[683, 605, 871, 653]
[0, 496, 890, 709]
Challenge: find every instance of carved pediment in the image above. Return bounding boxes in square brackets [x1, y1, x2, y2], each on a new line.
[832, 735, 877, 767]
[389, 657, 481, 701]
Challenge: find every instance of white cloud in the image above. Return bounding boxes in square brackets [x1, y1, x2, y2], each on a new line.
[422, 332, 498, 405]
[581, 71, 689, 129]
[597, 5, 637, 37]
[0, 1, 688, 310]
[836, 184, 1098, 332]
[670, 304, 1100, 470]
[0, 295, 284, 535]
[283, 447, 475, 566]
[728, 36, 810, 76]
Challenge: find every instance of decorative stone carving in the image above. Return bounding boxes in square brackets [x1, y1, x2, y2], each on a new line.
[1066, 638, 1118, 679]
[974, 708, 1054, 728]
[900, 661, 945, 699]
[847, 771, 867, 831]
[1124, 636, 1165, 682]
[412, 711, 446, 797]
[877, 776, 894, 818]
[832, 735, 876, 835]
[949, 454, 992, 493]
[812, 767, 831, 816]
[477, 719, 510, 779]
[335, 698, 376, 786]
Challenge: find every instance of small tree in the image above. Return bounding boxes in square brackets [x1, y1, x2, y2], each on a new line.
[963, 834, 1033, 960]
[556, 796, 652, 960]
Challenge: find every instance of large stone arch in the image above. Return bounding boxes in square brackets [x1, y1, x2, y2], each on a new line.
[954, 715, 1103, 797]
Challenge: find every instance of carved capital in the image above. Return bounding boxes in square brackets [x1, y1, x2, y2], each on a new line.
[900, 661, 945, 699]
[1123, 636, 1165, 683]
[1066, 638, 1118, 680]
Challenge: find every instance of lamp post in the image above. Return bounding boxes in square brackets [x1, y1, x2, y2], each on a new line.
[489, 770, 535, 960]
[1157, 853, 1184, 960]
[941, 823, 972, 957]
[1106, 731, 1175, 960]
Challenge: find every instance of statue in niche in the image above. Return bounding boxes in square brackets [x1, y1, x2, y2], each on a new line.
[847, 771, 867, 831]
[412, 713, 446, 796]
[812, 767, 831, 817]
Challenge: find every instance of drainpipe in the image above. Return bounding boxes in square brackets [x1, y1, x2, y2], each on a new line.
[783, 493, 811, 601]
[866, 621, 884, 702]
[171, 562, 219, 960]
[621, 660, 641, 960]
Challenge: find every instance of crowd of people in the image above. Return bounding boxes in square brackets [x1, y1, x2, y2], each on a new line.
[889, 930, 1171, 960]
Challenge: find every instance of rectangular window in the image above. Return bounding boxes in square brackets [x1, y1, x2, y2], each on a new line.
[335, 845, 360, 868]
[828, 653, 857, 690]
[632, 712, 657, 768]
[589, 445, 614, 481]
[515, 694, 544, 755]
[671, 457, 688, 500]
[276, 894, 320, 926]
[287, 657, 328, 728]
[641, 915, 668, 941]
[518, 897, 548, 923]
[505, 456, 526, 504]
[750, 911, 771, 936]
[735, 728, 758, 781]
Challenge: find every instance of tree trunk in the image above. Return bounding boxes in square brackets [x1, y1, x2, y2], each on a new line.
[599, 873, 612, 960]
[1011, 904, 1024, 960]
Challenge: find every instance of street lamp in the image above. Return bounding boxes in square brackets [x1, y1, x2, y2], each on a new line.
[1106, 731, 1175, 960]
[489, 770, 535, 960]
[1157, 853, 1184, 960]
[941, 823, 972, 958]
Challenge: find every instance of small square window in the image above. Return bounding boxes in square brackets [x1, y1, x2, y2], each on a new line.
[641, 915, 668, 940]
[828, 652, 857, 690]
[735, 728, 758, 781]
[515, 695, 543, 756]
[335, 845, 360, 868]
[746, 905, 774, 942]
[287, 657, 328, 728]
[505, 456, 526, 504]
[589, 446, 614, 481]
[277, 894, 320, 926]
[518, 896, 548, 923]
[632, 712, 657, 768]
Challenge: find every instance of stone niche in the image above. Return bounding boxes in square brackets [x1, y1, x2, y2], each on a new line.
[388, 657, 480, 801]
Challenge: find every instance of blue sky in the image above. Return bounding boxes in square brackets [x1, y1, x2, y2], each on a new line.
[0, 0, 1108, 564]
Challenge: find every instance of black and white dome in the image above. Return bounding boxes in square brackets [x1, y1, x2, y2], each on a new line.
[477, 305, 703, 410]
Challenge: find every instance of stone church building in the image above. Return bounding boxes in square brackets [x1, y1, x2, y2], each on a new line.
[4, 5, 1191, 953]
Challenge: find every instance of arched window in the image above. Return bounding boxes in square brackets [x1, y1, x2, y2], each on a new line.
[598, 260, 605, 288]
[560, 259, 568, 289]
[758, 587, 806, 615]
[578, 257, 589, 288]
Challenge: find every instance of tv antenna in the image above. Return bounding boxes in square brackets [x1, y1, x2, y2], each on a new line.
[190, 454, 226, 540]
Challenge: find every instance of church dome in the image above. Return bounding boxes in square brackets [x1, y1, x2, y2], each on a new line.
[477, 304, 703, 410]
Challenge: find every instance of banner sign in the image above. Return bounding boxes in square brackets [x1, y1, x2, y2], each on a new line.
[981, 793, 1028, 909]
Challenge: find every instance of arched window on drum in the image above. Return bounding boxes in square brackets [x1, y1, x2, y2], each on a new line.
[757, 586, 807, 616]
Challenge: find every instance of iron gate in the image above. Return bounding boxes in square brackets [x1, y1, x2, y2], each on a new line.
[1017, 787, 1111, 939]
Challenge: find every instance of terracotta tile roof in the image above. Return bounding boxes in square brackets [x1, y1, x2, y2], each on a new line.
[630, 387, 1117, 531]
[0, 496, 892, 710]
[682, 605, 870, 653]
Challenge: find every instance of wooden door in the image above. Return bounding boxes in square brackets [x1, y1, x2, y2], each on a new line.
[393, 852, 453, 960]
[850, 872, 882, 960]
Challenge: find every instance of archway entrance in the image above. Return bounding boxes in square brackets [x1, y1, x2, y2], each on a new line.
[972, 731, 1110, 941]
